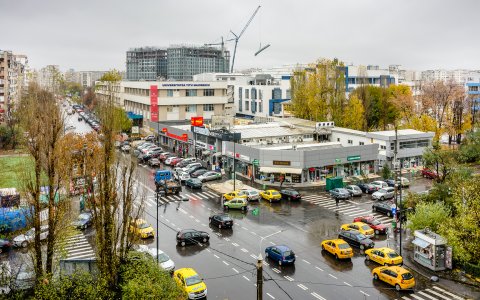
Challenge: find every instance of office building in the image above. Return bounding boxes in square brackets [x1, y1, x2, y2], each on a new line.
[0, 50, 28, 123]
[126, 47, 167, 81]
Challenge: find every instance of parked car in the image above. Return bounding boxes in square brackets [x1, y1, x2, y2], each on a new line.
[0, 239, 12, 254]
[144, 135, 155, 142]
[372, 201, 396, 217]
[209, 214, 233, 229]
[421, 168, 437, 180]
[174, 171, 190, 183]
[176, 229, 209, 246]
[182, 162, 202, 172]
[223, 190, 248, 201]
[320, 239, 353, 260]
[371, 181, 388, 191]
[71, 212, 93, 230]
[341, 222, 374, 238]
[186, 166, 206, 175]
[345, 185, 362, 197]
[260, 190, 282, 202]
[164, 156, 178, 165]
[372, 266, 415, 291]
[170, 157, 183, 166]
[177, 158, 196, 168]
[365, 247, 403, 266]
[120, 145, 131, 152]
[329, 188, 351, 200]
[185, 178, 203, 189]
[129, 218, 154, 239]
[357, 183, 376, 194]
[279, 189, 302, 200]
[138, 154, 152, 164]
[265, 245, 296, 266]
[135, 245, 175, 272]
[338, 229, 375, 250]
[223, 198, 248, 211]
[190, 168, 208, 178]
[353, 215, 388, 235]
[159, 152, 171, 161]
[147, 149, 163, 158]
[242, 190, 260, 201]
[173, 268, 207, 300]
[397, 177, 410, 188]
[198, 171, 222, 182]
[148, 158, 161, 168]
[372, 187, 395, 201]
[13, 225, 49, 248]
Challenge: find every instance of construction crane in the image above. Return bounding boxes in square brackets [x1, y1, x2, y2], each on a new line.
[228, 5, 261, 73]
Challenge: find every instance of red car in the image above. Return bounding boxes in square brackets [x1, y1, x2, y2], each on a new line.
[353, 216, 388, 235]
[421, 168, 437, 180]
[170, 157, 183, 166]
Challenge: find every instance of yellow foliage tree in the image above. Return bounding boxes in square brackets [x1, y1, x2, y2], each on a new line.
[343, 95, 365, 130]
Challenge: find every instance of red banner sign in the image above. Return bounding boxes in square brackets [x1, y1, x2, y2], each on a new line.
[167, 132, 188, 142]
[150, 85, 158, 122]
[191, 116, 203, 127]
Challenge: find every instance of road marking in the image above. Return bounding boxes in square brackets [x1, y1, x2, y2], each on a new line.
[250, 231, 257, 235]
[242, 226, 248, 230]
[232, 268, 239, 273]
[297, 284, 308, 290]
[417, 291, 436, 300]
[263, 261, 269, 266]
[195, 219, 200, 223]
[266, 292, 275, 299]
[432, 286, 464, 300]
[402, 296, 412, 300]
[242, 275, 250, 281]
[213, 254, 219, 258]
[165, 218, 170, 222]
[360, 290, 370, 297]
[201, 204, 205, 207]
[311, 292, 326, 300]
[315, 266, 324, 272]
[328, 274, 337, 279]
[207, 207, 211, 210]
[269, 241, 275, 245]
[177, 227, 181, 231]
[272, 268, 280, 273]
[171, 223, 175, 227]
[222, 260, 229, 266]
[215, 232, 221, 236]
[425, 289, 455, 300]
[302, 259, 311, 264]
[409, 295, 424, 300]
[241, 248, 248, 253]
[201, 223, 207, 227]
[348, 211, 371, 217]
[206, 249, 211, 252]
[232, 242, 239, 247]
[224, 237, 230, 241]
[343, 281, 352, 287]
[189, 215, 194, 218]
[250, 254, 257, 259]
[179, 208, 188, 214]
[284, 276, 294, 281]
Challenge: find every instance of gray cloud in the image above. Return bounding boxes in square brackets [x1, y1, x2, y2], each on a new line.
[1, 0, 479, 71]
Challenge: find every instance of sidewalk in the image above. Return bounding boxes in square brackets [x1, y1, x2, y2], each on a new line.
[389, 229, 480, 300]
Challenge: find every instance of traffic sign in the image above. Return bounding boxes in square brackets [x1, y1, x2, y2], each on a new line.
[252, 159, 259, 166]
[391, 207, 397, 216]
[252, 208, 260, 216]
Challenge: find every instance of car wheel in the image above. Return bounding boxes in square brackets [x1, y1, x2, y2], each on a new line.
[224, 205, 228, 210]
[0, 248, 3, 254]
[289, 196, 292, 201]
[373, 207, 377, 212]
[278, 260, 282, 266]
[218, 224, 222, 229]
[321, 245, 325, 250]
[335, 254, 338, 260]
[360, 244, 365, 250]
[384, 262, 389, 266]
[265, 252, 269, 258]
[375, 230, 380, 235]
[22, 241, 28, 248]
[373, 273, 379, 280]
[395, 284, 401, 291]
[365, 254, 370, 261]
[387, 211, 392, 217]
[202, 237, 207, 243]
[181, 241, 186, 247]
[380, 196, 384, 201]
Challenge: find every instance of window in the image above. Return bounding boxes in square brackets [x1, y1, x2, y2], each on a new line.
[251, 100, 256, 113]
[259, 102, 263, 113]
[167, 89, 174, 97]
[259, 89, 263, 100]
[245, 89, 249, 99]
[359, 141, 364, 145]
[203, 104, 214, 111]
[251, 88, 257, 100]
[245, 101, 249, 111]
[203, 89, 214, 96]
[390, 142, 395, 150]
[238, 87, 243, 112]
[348, 139, 353, 144]
[167, 106, 173, 112]
[185, 105, 196, 112]
[380, 145, 386, 150]
[186, 89, 197, 97]
[337, 138, 340, 142]
[286, 89, 291, 99]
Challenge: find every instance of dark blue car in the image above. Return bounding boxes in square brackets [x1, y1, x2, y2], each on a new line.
[265, 245, 295, 266]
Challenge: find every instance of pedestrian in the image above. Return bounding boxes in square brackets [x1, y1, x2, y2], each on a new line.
[176, 200, 181, 210]
[207, 160, 211, 170]
[335, 197, 339, 207]
[280, 178, 284, 188]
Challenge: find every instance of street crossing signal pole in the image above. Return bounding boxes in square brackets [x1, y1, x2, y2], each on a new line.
[257, 256, 263, 300]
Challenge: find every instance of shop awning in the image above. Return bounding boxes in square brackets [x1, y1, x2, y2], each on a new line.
[213, 152, 222, 157]
[412, 238, 430, 249]
[259, 166, 303, 174]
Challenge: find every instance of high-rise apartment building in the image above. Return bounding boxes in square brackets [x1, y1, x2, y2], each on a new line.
[0, 50, 28, 123]
[126, 45, 230, 81]
[126, 47, 167, 81]
[166, 45, 230, 81]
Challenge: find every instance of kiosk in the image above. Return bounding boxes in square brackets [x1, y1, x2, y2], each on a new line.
[412, 228, 451, 271]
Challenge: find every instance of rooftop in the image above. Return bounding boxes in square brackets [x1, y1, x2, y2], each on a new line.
[253, 141, 342, 151]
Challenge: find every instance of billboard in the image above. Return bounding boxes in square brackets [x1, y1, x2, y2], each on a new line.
[191, 116, 203, 127]
[150, 85, 158, 122]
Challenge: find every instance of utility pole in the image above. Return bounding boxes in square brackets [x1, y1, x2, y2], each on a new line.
[399, 139, 403, 256]
[156, 185, 159, 264]
[232, 115, 236, 190]
[256, 257, 263, 300]
[393, 126, 399, 235]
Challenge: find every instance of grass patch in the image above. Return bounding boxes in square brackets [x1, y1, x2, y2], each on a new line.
[0, 155, 34, 189]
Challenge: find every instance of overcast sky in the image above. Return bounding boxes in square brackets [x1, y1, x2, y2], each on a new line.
[1, 0, 479, 72]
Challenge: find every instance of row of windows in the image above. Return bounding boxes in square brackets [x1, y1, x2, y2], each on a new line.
[167, 89, 215, 97]
[399, 140, 429, 149]
[243, 101, 263, 113]
[124, 87, 150, 96]
[166, 104, 214, 112]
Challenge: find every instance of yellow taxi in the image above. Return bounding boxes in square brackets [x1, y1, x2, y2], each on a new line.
[223, 190, 248, 201]
[173, 268, 207, 299]
[372, 265, 415, 291]
[340, 222, 374, 238]
[129, 218, 154, 239]
[365, 247, 403, 266]
[321, 239, 353, 259]
[260, 190, 282, 202]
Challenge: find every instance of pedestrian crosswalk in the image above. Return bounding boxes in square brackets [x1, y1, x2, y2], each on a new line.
[396, 286, 466, 300]
[134, 190, 220, 207]
[59, 233, 96, 260]
[302, 194, 393, 225]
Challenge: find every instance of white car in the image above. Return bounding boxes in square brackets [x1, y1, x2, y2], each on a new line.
[121, 145, 131, 152]
[13, 225, 49, 248]
[164, 156, 178, 165]
[397, 177, 410, 187]
[243, 190, 260, 201]
[65, 125, 76, 131]
[198, 171, 222, 182]
[372, 187, 395, 201]
[136, 245, 175, 272]
[181, 162, 202, 172]
[174, 171, 190, 183]
[371, 180, 388, 191]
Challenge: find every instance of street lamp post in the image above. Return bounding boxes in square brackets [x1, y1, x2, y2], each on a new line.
[257, 230, 283, 300]
[155, 187, 165, 264]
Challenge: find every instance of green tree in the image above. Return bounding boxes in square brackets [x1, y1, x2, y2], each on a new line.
[407, 201, 451, 232]
[381, 163, 392, 180]
[422, 142, 457, 183]
[113, 107, 133, 133]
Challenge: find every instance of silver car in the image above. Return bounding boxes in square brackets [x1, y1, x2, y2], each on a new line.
[13, 225, 49, 248]
[345, 185, 362, 197]
[372, 187, 395, 201]
[198, 171, 222, 182]
[243, 190, 260, 201]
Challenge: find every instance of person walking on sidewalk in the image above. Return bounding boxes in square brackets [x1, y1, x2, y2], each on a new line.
[335, 196, 339, 207]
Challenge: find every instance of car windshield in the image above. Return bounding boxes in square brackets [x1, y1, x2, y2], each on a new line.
[338, 243, 350, 249]
[283, 250, 293, 257]
[401, 272, 413, 280]
[388, 252, 400, 258]
[361, 225, 371, 231]
[138, 223, 150, 229]
[220, 216, 232, 221]
[192, 179, 201, 183]
[356, 233, 367, 240]
[78, 214, 90, 220]
[25, 229, 34, 236]
[185, 275, 202, 286]
[157, 253, 170, 263]
[249, 191, 258, 195]
[272, 191, 280, 195]
[379, 189, 387, 193]
[289, 191, 299, 195]
[371, 219, 381, 225]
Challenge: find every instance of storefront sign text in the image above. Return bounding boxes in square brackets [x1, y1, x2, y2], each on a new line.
[193, 126, 210, 136]
[166, 132, 188, 142]
[273, 160, 291, 166]
[347, 155, 361, 161]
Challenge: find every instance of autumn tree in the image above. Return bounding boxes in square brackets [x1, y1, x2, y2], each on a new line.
[422, 142, 457, 183]
[343, 95, 365, 130]
[388, 84, 414, 124]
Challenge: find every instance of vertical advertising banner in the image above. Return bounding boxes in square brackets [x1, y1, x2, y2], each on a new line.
[150, 85, 158, 122]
